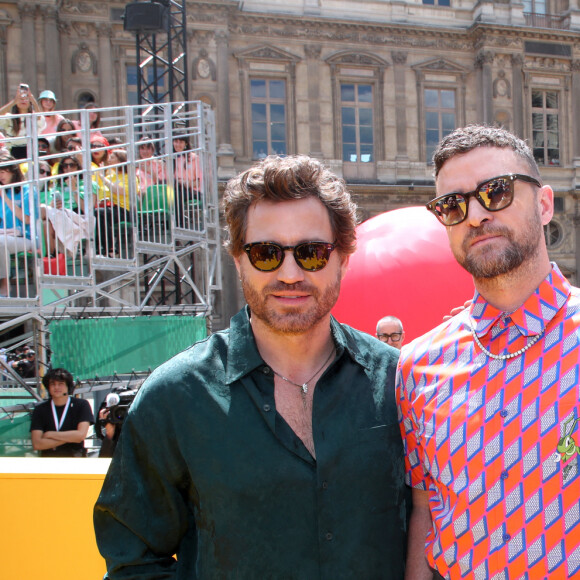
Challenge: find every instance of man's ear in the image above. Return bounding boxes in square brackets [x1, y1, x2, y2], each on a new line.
[233, 255, 241, 277]
[539, 185, 554, 226]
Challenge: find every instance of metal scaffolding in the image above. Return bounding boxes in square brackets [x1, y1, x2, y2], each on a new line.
[125, 1, 189, 114]
[0, 100, 221, 410]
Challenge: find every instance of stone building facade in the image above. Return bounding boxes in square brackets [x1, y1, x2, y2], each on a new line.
[1, 0, 580, 324]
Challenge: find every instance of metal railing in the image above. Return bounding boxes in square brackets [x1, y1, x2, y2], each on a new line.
[0, 101, 221, 319]
[523, 12, 567, 30]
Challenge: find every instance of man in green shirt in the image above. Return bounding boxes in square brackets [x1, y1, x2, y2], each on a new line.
[94, 155, 407, 579]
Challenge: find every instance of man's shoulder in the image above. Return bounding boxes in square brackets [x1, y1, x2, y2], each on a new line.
[137, 329, 231, 393]
[399, 315, 464, 367]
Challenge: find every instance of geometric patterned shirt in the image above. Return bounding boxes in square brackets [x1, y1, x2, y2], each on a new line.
[397, 264, 580, 579]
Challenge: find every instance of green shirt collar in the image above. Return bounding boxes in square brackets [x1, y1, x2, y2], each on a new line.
[224, 306, 370, 385]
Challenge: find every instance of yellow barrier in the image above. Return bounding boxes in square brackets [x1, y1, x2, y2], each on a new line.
[0, 458, 109, 580]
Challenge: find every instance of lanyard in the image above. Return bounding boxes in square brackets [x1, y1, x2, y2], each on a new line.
[51, 397, 71, 431]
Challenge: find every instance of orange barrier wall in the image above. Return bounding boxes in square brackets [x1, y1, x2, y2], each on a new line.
[0, 458, 109, 580]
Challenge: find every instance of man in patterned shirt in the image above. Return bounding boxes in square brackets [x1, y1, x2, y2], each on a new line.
[397, 125, 580, 579]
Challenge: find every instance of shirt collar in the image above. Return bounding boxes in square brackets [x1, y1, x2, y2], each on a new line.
[224, 306, 367, 385]
[469, 262, 572, 337]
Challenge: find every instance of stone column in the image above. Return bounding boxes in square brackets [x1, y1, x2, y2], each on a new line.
[97, 24, 114, 108]
[19, 4, 38, 93]
[215, 30, 234, 178]
[392, 51, 408, 159]
[58, 21, 72, 109]
[42, 6, 61, 98]
[475, 50, 494, 125]
[511, 54, 524, 138]
[304, 44, 322, 158]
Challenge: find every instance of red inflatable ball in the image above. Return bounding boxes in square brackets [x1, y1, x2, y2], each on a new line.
[332, 206, 475, 343]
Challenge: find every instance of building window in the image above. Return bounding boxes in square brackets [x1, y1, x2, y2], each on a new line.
[532, 89, 559, 166]
[341, 83, 373, 163]
[553, 196, 564, 212]
[544, 221, 563, 248]
[423, 0, 450, 4]
[424, 88, 456, 163]
[250, 79, 286, 159]
[523, 0, 546, 14]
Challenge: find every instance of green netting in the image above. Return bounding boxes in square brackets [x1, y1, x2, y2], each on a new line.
[0, 411, 33, 456]
[49, 316, 207, 379]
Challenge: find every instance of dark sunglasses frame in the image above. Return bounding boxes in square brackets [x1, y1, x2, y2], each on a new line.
[426, 173, 542, 226]
[61, 162, 78, 169]
[243, 241, 336, 272]
[377, 332, 403, 342]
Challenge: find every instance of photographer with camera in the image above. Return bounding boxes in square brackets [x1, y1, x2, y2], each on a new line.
[95, 387, 140, 457]
[30, 367, 94, 457]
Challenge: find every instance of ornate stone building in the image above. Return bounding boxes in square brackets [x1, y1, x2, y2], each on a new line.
[2, 0, 580, 322]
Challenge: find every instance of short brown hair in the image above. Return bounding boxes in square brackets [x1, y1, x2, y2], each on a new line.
[433, 124, 541, 181]
[223, 155, 358, 257]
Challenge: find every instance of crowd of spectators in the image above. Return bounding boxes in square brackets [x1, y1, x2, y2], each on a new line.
[0, 84, 204, 295]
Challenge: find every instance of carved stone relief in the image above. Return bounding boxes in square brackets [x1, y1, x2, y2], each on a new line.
[71, 42, 97, 75]
[493, 70, 511, 99]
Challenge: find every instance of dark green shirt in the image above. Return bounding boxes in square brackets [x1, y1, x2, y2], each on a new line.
[94, 307, 406, 579]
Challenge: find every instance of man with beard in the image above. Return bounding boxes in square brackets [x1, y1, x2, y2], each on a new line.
[398, 125, 580, 579]
[94, 155, 407, 579]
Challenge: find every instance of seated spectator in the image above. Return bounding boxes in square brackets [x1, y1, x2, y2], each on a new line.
[41, 155, 95, 256]
[96, 149, 134, 257]
[53, 118, 76, 154]
[47, 155, 89, 212]
[0, 84, 45, 159]
[0, 153, 38, 297]
[72, 102, 103, 139]
[30, 367, 94, 458]
[173, 134, 202, 229]
[37, 160, 52, 204]
[136, 137, 166, 194]
[90, 135, 110, 199]
[38, 90, 64, 136]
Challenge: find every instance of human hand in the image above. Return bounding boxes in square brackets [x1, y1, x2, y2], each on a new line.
[443, 299, 472, 321]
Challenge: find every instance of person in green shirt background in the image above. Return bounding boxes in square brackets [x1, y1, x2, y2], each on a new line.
[94, 155, 407, 579]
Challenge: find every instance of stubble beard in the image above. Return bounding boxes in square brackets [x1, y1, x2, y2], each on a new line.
[454, 206, 543, 279]
[240, 271, 342, 335]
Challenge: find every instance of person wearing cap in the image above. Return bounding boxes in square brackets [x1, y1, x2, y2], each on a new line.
[38, 90, 64, 137]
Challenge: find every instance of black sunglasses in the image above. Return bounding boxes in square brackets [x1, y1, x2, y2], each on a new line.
[39, 169, 50, 176]
[62, 162, 78, 169]
[243, 241, 336, 272]
[426, 174, 542, 226]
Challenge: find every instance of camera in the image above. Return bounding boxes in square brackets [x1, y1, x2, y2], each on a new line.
[96, 385, 141, 440]
[19, 83, 29, 97]
[106, 387, 140, 424]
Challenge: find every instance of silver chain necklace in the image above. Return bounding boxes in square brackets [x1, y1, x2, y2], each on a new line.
[469, 319, 544, 360]
[270, 348, 335, 394]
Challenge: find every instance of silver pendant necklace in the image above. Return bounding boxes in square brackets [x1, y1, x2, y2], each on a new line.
[469, 319, 544, 360]
[270, 348, 335, 394]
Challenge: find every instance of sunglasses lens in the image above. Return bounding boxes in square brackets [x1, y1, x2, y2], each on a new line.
[479, 178, 513, 211]
[433, 195, 467, 226]
[247, 243, 283, 271]
[294, 243, 332, 271]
